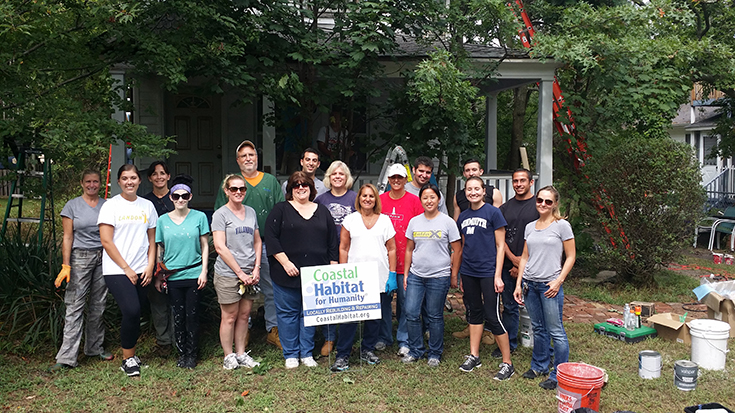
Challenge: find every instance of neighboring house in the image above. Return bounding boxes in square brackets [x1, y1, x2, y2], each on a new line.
[109, 40, 561, 209]
[669, 85, 731, 207]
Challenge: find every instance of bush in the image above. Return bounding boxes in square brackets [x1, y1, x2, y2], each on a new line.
[0, 230, 64, 353]
[587, 134, 705, 284]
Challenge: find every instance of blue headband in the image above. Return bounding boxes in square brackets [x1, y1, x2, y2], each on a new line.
[171, 184, 191, 194]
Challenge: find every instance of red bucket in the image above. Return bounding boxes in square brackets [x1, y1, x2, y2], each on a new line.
[556, 363, 605, 413]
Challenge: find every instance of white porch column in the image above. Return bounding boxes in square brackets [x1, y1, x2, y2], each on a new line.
[536, 80, 554, 188]
[262, 96, 277, 174]
[485, 93, 498, 171]
[109, 67, 128, 197]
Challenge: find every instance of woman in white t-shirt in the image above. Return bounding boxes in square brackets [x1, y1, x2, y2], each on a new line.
[98, 164, 157, 378]
[330, 184, 396, 372]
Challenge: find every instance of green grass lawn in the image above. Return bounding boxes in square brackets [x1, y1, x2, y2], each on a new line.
[1, 316, 733, 412]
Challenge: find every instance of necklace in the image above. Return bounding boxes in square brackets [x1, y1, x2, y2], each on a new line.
[362, 213, 378, 229]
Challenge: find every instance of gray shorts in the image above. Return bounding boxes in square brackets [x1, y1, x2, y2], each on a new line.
[213, 272, 259, 305]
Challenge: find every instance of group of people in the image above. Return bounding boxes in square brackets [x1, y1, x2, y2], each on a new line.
[51, 140, 575, 391]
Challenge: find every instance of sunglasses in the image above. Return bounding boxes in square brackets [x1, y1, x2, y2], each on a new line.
[293, 182, 310, 189]
[171, 193, 191, 201]
[228, 186, 247, 193]
[536, 197, 554, 206]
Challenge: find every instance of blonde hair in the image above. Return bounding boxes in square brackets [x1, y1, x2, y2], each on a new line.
[537, 185, 566, 221]
[222, 174, 246, 194]
[355, 184, 381, 215]
[324, 161, 354, 190]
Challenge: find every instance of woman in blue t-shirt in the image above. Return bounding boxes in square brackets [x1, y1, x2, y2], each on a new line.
[456, 176, 515, 381]
[154, 175, 210, 369]
[513, 185, 576, 391]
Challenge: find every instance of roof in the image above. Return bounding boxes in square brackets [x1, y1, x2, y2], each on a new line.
[389, 36, 531, 60]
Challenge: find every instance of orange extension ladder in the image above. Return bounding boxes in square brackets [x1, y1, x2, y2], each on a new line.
[509, 0, 631, 252]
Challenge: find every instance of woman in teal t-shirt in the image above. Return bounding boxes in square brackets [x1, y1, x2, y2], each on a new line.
[154, 175, 210, 369]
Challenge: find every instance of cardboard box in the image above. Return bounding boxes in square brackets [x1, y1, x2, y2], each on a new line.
[703, 291, 735, 338]
[630, 301, 655, 317]
[647, 313, 691, 345]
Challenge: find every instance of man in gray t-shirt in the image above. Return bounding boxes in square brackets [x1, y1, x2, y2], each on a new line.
[405, 156, 448, 215]
[211, 205, 260, 277]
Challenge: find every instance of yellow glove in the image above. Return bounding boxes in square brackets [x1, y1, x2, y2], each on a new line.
[55, 264, 71, 288]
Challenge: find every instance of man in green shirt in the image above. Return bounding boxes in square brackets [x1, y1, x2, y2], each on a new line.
[215, 140, 285, 349]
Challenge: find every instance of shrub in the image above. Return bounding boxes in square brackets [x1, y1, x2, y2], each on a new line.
[587, 134, 705, 284]
[0, 230, 64, 353]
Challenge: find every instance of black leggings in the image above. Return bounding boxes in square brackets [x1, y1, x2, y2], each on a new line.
[168, 279, 201, 340]
[461, 274, 507, 336]
[105, 274, 149, 349]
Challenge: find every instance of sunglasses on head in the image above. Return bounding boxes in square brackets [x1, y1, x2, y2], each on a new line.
[536, 197, 554, 206]
[171, 193, 191, 201]
[228, 186, 247, 193]
[293, 182, 310, 189]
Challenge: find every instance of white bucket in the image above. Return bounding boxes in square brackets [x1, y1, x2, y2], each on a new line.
[519, 306, 534, 348]
[689, 319, 731, 371]
[638, 350, 661, 379]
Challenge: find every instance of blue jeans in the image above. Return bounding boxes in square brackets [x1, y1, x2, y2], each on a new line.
[334, 293, 386, 358]
[273, 282, 315, 359]
[524, 280, 569, 381]
[378, 291, 395, 346]
[501, 267, 519, 351]
[394, 274, 408, 348]
[405, 273, 450, 360]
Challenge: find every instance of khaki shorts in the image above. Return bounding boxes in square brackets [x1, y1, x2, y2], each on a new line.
[213, 272, 259, 305]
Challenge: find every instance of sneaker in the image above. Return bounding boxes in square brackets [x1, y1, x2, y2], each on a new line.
[285, 358, 299, 369]
[459, 354, 482, 372]
[236, 351, 260, 368]
[521, 368, 547, 379]
[120, 357, 140, 376]
[300, 356, 318, 367]
[401, 354, 418, 364]
[48, 363, 74, 372]
[374, 341, 387, 351]
[452, 325, 470, 339]
[176, 356, 187, 368]
[360, 350, 380, 365]
[320, 340, 335, 356]
[539, 378, 558, 390]
[184, 356, 197, 369]
[223, 353, 239, 370]
[330, 357, 350, 372]
[397, 346, 410, 356]
[481, 331, 496, 345]
[267, 327, 283, 350]
[491, 347, 516, 359]
[97, 351, 114, 361]
[427, 358, 441, 367]
[494, 362, 515, 381]
[132, 355, 148, 369]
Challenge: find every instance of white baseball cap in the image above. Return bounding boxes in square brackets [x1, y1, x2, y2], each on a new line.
[387, 163, 407, 178]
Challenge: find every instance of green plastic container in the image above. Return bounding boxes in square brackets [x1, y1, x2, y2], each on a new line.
[593, 322, 657, 343]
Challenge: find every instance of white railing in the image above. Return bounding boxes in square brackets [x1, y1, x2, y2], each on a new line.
[704, 166, 735, 208]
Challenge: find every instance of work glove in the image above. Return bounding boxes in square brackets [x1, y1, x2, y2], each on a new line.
[385, 271, 397, 294]
[55, 264, 71, 288]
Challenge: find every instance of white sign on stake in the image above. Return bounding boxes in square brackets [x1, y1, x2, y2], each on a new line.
[300, 262, 382, 327]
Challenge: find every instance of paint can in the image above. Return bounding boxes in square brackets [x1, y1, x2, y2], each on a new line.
[638, 350, 661, 379]
[519, 305, 534, 348]
[713, 253, 723, 264]
[725, 254, 734, 265]
[690, 319, 731, 371]
[673, 360, 698, 391]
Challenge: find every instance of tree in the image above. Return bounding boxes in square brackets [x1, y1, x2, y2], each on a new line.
[0, 0, 172, 179]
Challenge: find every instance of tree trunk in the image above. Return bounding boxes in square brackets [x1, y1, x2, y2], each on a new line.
[446, 172, 457, 217]
[507, 84, 530, 170]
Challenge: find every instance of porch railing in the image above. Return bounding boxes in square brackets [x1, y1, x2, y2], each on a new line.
[704, 166, 735, 209]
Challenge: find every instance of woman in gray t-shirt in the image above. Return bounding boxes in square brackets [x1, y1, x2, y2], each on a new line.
[513, 186, 576, 391]
[50, 170, 112, 371]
